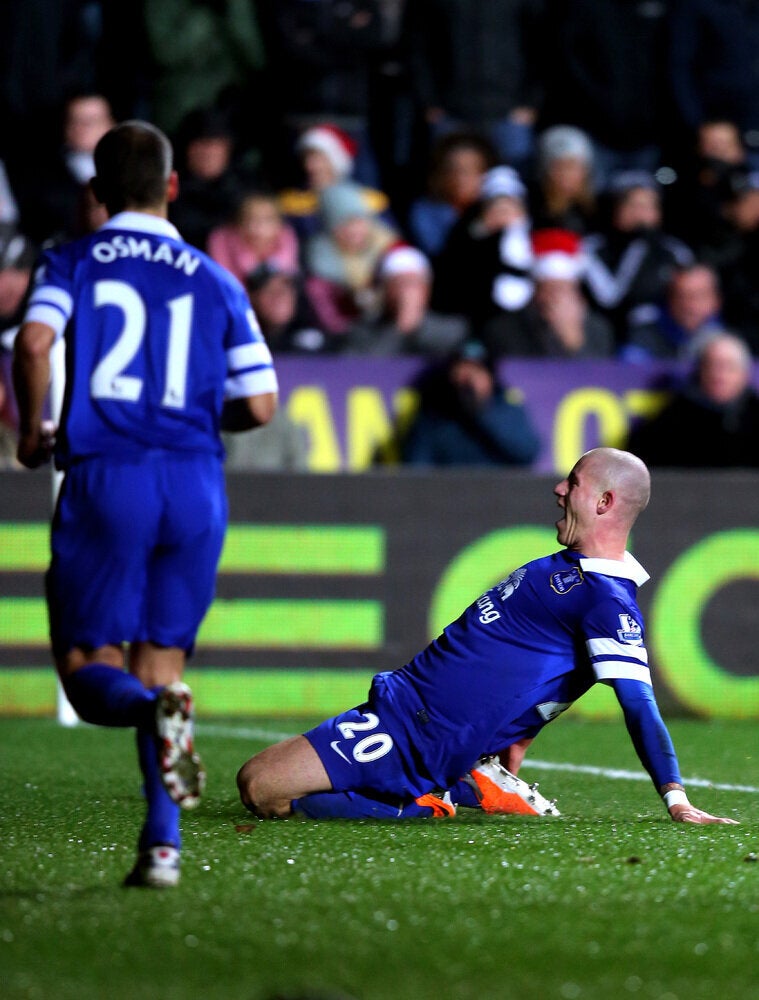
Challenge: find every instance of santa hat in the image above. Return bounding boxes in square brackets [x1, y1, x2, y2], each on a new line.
[531, 229, 585, 281]
[378, 243, 431, 281]
[297, 124, 358, 180]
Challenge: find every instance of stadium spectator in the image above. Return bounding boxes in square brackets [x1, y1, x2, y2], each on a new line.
[237, 447, 736, 826]
[0, 359, 18, 467]
[278, 123, 393, 241]
[207, 191, 300, 286]
[347, 243, 469, 356]
[626, 332, 759, 468]
[0, 0, 104, 187]
[698, 168, 759, 264]
[76, 181, 109, 235]
[12, 120, 278, 888]
[403, 0, 546, 174]
[0, 225, 37, 340]
[255, 0, 386, 188]
[169, 108, 258, 251]
[91, 0, 155, 123]
[481, 229, 614, 358]
[583, 171, 694, 347]
[144, 0, 266, 140]
[399, 339, 540, 466]
[363, 0, 419, 219]
[432, 166, 534, 330]
[528, 126, 597, 234]
[407, 130, 499, 259]
[663, 119, 748, 252]
[244, 262, 331, 355]
[668, 0, 759, 171]
[621, 263, 724, 362]
[298, 124, 358, 190]
[540, 0, 668, 185]
[697, 119, 748, 169]
[694, 168, 759, 354]
[17, 93, 114, 244]
[303, 180, 399, 336]
[0, 159, 19, 225]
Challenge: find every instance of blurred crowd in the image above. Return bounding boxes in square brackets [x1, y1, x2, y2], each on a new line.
[1, 0, 759, 469]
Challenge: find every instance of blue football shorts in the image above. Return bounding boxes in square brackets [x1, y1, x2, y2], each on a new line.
[47, 451, 227, 657]
[304, 686, 437, 802]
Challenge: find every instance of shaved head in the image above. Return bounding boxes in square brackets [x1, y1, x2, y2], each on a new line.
[554, 448, 651, 557]
[578, 448, 650, 526]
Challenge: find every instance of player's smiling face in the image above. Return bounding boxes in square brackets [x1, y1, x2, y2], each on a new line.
[553, 456, 598, 551]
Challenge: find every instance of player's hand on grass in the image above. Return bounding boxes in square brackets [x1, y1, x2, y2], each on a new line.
[669, 802, 739, 824]
[17, 421, 55, 468]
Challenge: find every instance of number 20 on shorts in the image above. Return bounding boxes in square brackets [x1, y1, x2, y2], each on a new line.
[336, 712, 394, 763]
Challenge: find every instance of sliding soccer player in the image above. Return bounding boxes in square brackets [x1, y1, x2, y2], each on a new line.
[238, 449, 736, 827]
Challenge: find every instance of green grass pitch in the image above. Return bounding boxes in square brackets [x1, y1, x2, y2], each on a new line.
[1, 715, 757, 1000]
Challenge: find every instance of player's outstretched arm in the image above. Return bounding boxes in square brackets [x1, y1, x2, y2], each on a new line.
[611, 678, 739, 824]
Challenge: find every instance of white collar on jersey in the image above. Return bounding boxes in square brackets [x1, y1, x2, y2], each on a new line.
[578, 551, 650, 586]
[100, 211, 181, 241]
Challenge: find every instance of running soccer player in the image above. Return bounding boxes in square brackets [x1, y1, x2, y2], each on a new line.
[13, 120, 278, 887]
[238, 448, 737, 826]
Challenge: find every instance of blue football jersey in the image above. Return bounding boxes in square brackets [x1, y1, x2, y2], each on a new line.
[23, 212, 277, 467]
[377, 549, 651, 787]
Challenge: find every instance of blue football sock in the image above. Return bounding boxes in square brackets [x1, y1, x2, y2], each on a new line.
[293, 790, 406, 820]
[397, 798, 448, 819]
[136, 726, 181, 851]
[293, 790, 454, 820]
[62, 664, 156, 728]
[448, 777, 481, 808]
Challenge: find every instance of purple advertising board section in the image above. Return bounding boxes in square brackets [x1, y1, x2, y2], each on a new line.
[273, 356, 759, 473]
[2, 352, 758, 474]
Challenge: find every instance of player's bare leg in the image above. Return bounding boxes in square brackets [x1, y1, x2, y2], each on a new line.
[58, 643, 125, 676]
[237, 735, 333, 818]
[129, 642, 185, 688]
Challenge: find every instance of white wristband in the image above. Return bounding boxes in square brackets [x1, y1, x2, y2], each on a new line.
[663, 789, 689, 809]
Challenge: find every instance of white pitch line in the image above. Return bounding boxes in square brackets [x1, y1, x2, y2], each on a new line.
[520, 758, 759, 794]
[198, 723, 759, 795]
[200, 722, 296, 743]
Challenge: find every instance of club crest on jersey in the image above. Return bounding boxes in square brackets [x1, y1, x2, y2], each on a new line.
[550, 566, 584, 594]
[617, 613, 643, 645]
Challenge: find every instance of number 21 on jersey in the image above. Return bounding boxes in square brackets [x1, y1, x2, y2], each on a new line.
[90, 279, 192, 409]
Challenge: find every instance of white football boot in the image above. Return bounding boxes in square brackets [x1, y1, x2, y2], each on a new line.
[124, 845, 180, 888]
